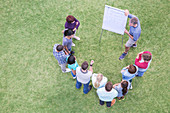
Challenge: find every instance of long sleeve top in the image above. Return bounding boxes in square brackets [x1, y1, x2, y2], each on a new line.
[135, 51, 152, 69]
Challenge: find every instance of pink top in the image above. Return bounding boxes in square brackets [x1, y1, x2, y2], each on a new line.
[135, 51, 152, 69]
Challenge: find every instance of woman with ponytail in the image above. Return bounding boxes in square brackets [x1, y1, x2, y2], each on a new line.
[92, 73, 108, 89]
[113, 80, 130, 100]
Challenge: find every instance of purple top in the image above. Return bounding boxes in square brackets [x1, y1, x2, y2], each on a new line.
[65, 18, 80, 30]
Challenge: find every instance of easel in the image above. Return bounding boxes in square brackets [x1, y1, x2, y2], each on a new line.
[99, 0, 124, 47]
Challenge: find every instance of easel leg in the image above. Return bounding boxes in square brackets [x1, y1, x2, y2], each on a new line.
[99, 29, 103, 43]
[122, 36, 123, 48]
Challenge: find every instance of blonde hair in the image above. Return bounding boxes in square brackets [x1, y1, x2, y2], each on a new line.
[94, 73, 103, 88]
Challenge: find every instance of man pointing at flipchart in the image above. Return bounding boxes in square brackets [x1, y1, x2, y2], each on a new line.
[119, 9, 141, 60]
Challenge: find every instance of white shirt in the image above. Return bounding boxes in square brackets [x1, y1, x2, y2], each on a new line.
[76, 67, 92, 84]
[92, 73, 108, 89]
[97, 87, 118, 102]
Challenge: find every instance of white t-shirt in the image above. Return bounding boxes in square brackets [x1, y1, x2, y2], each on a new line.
[92, 73, 108, 89]
[97, 87, 118, 102]
[76, 67, 92, 84]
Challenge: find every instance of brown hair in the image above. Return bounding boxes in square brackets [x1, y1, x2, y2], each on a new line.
[143, 53, 151, 61]
[105, 82, 113, 92]
[81, 61, 88, 70]
[128, 64, 137, 74]
[130, 17, 138, 25]
[121, 81, 128, 96]
[66, 15, 75, 23]
[94, 74, 103, 88]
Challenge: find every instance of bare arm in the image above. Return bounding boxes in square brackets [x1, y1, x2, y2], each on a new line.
[64, 46, 70, 54]
[64, 50, 69, 55]
[89, 66, 93, 73]
[124, 29, 134, 40]
[72, 69, 76, 75]
[89, 60, 94, 73]
[73, 22, 78, 31]
[113, 83, 120, 88]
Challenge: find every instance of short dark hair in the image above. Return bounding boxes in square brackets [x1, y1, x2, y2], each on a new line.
[67, 55, 75, 65]
[66, 15, 75, 23]
[56, 45, 63, 51]
[130, 17, 138, 25]
[128, 64, 137, 74]
[81, 61, 88, 70]
[143, 53, 151, 61]
[105, 82, 113, 92]
[64, 29, 74, 36]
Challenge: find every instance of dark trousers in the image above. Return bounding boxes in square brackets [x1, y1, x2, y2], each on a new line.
[99, 100, 111, 107]
[129, 79, 132, 83]
[76, 80, 90, 94]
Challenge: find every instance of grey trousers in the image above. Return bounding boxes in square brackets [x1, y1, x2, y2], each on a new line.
[59, 63, 67, 72]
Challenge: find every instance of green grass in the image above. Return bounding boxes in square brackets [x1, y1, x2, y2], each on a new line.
[0, 0, 169, 112]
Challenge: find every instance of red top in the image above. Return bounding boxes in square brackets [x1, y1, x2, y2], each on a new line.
[135, 51, 152, 69]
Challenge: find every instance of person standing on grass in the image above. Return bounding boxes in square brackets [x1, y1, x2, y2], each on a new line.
[66, 54, 79, 79]
[135, 51, 152, 77]
[92, 73, 108, 89]
[113, 80, 130, 100]
[53, 44, 71, 73]
[63, 15, 80, 47]
[121, 64, 138, 89]
[76, 60, 94, 94]
[63, 29, 74, 54]
[96, 81, 118, 108]
[119, 9, 141, 60]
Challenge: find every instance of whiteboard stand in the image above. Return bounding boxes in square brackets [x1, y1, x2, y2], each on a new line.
[99, 30, 124, 48]
[122, 36, 123, 48]
[99, 29, 103, 43]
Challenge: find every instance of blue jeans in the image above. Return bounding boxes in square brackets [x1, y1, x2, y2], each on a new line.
[76, 80, 90, 94]
[71, 71, 76, 77]
[129, 79, 132, 83]
[68, 48, 72, 55]
[99, 100, 111, 107]
[137, 71, 145, 77]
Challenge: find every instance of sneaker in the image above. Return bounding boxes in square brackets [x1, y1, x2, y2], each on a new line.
[111, 99, 116, 106]
[135, 74, 139, 77]
[119, 52, 128, 60]
[131, 44, 137, 48]
[62, 68, 71, 73]
[130, 84, 133, 89]
[73, 76, 76, 79]
[88, 85, 92, 91]
[73, 36, 80, 40]
[118, 97, 125, 101]
[72, 42, 75, 47]
[70, 51, 75, 55]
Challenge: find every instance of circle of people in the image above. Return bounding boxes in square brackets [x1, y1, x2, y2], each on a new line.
[53, 9, 152, 108]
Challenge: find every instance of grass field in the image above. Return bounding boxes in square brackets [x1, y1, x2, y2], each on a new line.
[0, 0, 169, 112]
